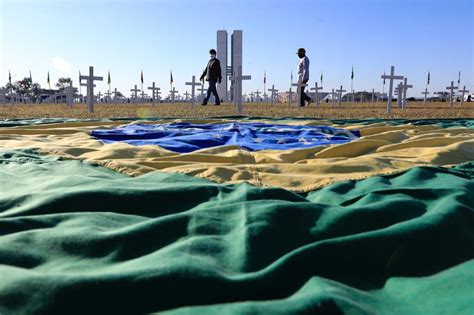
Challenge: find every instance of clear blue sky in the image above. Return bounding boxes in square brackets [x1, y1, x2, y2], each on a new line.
[1, 0, 473, 98]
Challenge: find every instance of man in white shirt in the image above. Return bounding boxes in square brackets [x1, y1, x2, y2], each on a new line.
[296, 48, 312, 107]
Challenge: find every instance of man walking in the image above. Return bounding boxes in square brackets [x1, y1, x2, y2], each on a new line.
[296, 48, 312, 107]
[200, 49, 222, 106]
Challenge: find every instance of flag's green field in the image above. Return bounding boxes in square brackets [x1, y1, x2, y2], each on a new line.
[1, 101, 473, 119]
[0, 117, 473, 314]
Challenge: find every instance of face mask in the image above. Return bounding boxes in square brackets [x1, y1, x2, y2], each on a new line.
[210, 54, 216, 59]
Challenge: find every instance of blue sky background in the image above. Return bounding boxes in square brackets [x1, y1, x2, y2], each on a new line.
[1, 0, 472, 98]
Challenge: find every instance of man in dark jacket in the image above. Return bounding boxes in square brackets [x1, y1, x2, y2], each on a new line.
[200, 49, 222, 105]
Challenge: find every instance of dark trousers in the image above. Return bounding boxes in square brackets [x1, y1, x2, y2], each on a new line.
[203, 80, 220, 105]
[300, 86, 312, 106]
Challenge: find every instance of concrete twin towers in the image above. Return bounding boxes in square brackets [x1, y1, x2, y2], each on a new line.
[216, 30, 243, 102]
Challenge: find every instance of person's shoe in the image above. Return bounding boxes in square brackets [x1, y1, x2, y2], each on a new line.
[201, 102, 207, 106]
[214, 103, 221, 106]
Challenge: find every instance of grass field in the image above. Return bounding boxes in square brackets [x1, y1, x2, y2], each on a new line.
[1, 101, 473, 119]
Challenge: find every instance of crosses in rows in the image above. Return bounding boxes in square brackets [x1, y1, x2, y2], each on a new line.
[104, 90, 113, 101]
[381, 66, 404, 114]
[169, 87, 178, 104]
[330, 89, 338, 107]
[97, 91, 103, 103]
[183, 91, 191, 101]
[336, 85, 346, 107]
[229, 66, 251, 114]
[446, 81, 458, 109]
[459, 86, 470, 108]
[400, 78, 413, 109]
[80, 66, 103, 113]
[310, 82, 323, 107]
[185, 75, 201, 109]
[147, 82, 161, 105]
[254, 90, 261, 103]
[130, 85, 140, 103]
[287, 87, 293, 108]
[65, 82, 76, 107]
[140, 90, 147, 103]
[268, 85, 279, 106]
[421, 88, 430, 107]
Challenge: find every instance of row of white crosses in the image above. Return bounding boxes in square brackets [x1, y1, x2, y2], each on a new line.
[446, 81, 470, 108]
[229, 66, 251, 115]
[381, 66, 414, 113]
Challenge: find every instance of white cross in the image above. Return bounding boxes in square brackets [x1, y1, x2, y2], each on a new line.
[184, 91, 191, 101]
[169, 87, 178, 104]
[65, 82, 75, 107]
[336, 85, 346, 107]
[395, 82, 403, 109]
[80, 66, 103, 113]
[254, 90, 261, 102]
[268, 85, 279, 106]
[104, 90, 112, 102]
[197, 84, 206, 102]
[459, 86, 470, 108]
[422, 88, 430, 107]
[399, 78, 413, 109]
[292, 81, 308, 109]
[229, 66, 251, 114]
[329, 89, 337, 107]
[130, 85, 140, 103]
[287, 87, 293, 108]
[185, 75, 201, 109]
[140, 90, 147, 103]
[381, 66, 404, 114]
[97, 91, 103, 103]
[147, 82, 161, 105]
[310, 82, 323, 108]
[446, 81, 459, 108]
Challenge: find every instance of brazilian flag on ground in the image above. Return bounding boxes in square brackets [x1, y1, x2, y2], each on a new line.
[0, 117, 473, 314]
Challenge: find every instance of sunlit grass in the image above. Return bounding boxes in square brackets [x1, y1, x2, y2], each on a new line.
[0, 101, 473, 120]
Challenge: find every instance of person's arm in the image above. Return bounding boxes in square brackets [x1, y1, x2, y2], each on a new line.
[302, 58, 309, 84]
[217, 60, 222, 83]
[200, 61, 209, 81]
[200, 66, 207, 81]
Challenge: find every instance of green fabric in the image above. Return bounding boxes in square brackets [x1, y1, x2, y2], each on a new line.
[0, 149, 473, 314]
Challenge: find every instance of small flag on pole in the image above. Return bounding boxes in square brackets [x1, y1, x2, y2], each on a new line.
[47, 71, 50, 88]
[264, 70, 266, 84]
[108, 71, 111, 85]
[8, 70, 11, 84]
[383, 71, 386, 85]
[351, 66, 354, 80]
[427, 71, 430, 85]
[29, 71, 32, 83]
[141, 70, 144, 85]
[458, 71, 461, 85]
[290, 70, 293, 83]
[170, 70, 173, 86]
[320, 71, 323, 85]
